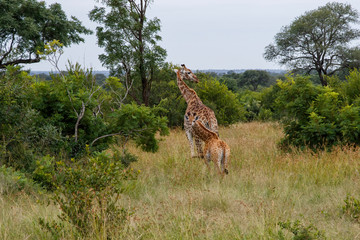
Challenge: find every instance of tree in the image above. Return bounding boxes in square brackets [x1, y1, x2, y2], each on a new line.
[0, 0, 91, 69]
[264, 2, 360, 86]
[241, 70, 271, 91]
[89, 0, 167, 106]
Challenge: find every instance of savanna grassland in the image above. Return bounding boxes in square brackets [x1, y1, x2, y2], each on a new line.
[1, 122, 360, 239]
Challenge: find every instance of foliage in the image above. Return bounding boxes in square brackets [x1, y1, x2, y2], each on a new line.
[0, 165, 41, 195]
[238, 90, 262, 121]
[342, 69, 360, 104]
[149, 64, 188, 127]
[31, 63, 110, 156]
[107, 103, 169, 152]
[343, 195, 360, 222]
[32, 155, 56, 191]
[0, 63, 169, 186]
[89, 0, 166, 106]
[278, 220, 325, 239]
[0, 0, 91, 68]
[264, 2, 360, 86]
[269, 70, 360, 150]
[217, 71, 243, 91]
[241, 70, 272, 91]
[42, 151, 138, 238]
[156, 94, 187, 127]
[0, 66, 43, 171]
[195, 73, 246, 125]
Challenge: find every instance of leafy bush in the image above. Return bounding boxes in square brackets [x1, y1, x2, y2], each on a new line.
[271, 71, 360, 150]
[107, 103, 169, 152]
[277, 220, 325, 239]
[342, 195, 360, 222]
[32, 155, 56, 191]
[42, 151, 138, 238]
[195, 73, 246, 125]
[342, 69, 360, 104]
[31, 64, 110, 156]
[151, 80, 187, 127]
[238, 90, 274, 121]
[0, 166, 42, 195]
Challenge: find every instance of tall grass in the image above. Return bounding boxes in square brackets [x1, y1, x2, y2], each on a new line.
[1, 122, 360, 239]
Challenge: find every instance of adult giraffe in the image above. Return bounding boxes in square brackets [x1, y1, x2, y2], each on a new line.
[174, 64, 219, 158]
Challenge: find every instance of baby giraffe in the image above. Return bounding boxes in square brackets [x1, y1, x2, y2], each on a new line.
[187, 114, 230, 176]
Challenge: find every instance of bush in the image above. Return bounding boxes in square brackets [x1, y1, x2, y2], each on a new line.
[151, 80, 187, 127]
[342, 195, 360, 222]
[277, 220, 325, 239]
[31, 65, 111, 157]
[272, 71, 360, 150]
[195, 73, 246, 125]
[32, 155, 56, 191]
[0, 166, 42, 195]
[41, 151, 138, 238]
[107, 103, 169, 152]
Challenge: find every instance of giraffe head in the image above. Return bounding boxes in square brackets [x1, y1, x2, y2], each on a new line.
[174, 64, 199, 83]
[184, 111, 199, 125]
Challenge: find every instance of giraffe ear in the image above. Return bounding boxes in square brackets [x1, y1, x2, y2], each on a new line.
[173, 69, 178, 73]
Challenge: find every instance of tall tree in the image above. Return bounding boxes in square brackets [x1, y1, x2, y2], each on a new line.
[0, 0, 92, 69]
[264, 2, 360, 86]
[89, 0, 166, 106]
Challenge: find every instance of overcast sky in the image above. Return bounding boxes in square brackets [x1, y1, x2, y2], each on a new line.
[29, 0, 360, 71]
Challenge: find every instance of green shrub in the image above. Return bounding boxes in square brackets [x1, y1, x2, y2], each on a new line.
[42, 151, 138, 238]
[273, 71, 360, 150]
[195, 73, 246, 125]
[111, 149, 138, 168]
[342, 69, 360, 104]
[31, 65, 111, 157]
[278, 220, 325, 239]
[152, 80, 187, 127]
[0, 166, 42, 195]
[32, 155, 56, 191]
[342, 195, 360, 222]
[107, 103, 169, 152]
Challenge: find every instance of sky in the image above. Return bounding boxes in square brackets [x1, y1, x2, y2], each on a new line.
[28, 0, 360, 72]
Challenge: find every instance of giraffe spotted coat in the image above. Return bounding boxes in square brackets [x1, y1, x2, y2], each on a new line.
[189, 115, 230, 176]
[174, 64, 219, 158]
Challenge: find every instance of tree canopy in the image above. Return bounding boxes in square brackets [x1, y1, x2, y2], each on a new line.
[0, 0, 92, 69]
[241, 70, 271, 91]
[89, 0, 167, 106]
[264, 2, 360, 86]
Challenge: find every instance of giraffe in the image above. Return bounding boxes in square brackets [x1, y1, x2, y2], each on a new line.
[174, 64, 219, 158]
[188, 114, 230, 176]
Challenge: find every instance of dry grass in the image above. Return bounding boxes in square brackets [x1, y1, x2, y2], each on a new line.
[2, 122, 360, 239]
[119, 122, 360, 239]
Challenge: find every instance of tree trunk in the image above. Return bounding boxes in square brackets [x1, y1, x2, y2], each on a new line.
[139, 0, 150, 106]
[317, 69, 327, 86]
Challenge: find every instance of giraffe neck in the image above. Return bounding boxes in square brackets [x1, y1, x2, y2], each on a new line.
[193, 121, 218, 142]
[176, 71, 200, 104]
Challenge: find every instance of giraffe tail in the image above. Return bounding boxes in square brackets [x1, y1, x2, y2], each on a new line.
[221, 145, 230, 175]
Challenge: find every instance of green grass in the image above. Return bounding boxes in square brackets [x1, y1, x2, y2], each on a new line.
[2, 122, 360, 239]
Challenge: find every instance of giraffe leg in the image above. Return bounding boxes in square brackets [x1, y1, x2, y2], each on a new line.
[194, 135, 204, 158]
[216, 151, 224, 177]
[184, 122, 196, 158]
[204, 150, 211, 171]
[223, 147, 230, 175]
